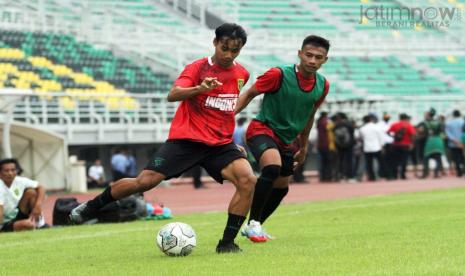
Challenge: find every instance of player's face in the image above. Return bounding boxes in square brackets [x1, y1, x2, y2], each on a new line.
[298, 44, 328, 75]
[0, 163, 17, 184]
[213, 37, 243, 68]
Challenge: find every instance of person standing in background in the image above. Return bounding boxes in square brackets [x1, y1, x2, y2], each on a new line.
[317, 112, 332, 182]
[359, 115, 385, 181]
[111, 148, 129, 181]
[445, 110, 464, 177]
[387, 113, 416, 180]
[421, 109, 446, 178]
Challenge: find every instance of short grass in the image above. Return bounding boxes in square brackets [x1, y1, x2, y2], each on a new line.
[2, 188, 465, 275]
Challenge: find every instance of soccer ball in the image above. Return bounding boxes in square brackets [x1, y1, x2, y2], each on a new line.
[156, 222, 196, 256]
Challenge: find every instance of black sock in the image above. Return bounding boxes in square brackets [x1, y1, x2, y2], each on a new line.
[249, 165, 281, 222]
[260, 187, 289, 224]
[221, 213, 246, 243]
[87, 186, 116, 211]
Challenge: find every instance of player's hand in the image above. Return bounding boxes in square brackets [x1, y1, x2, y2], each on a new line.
[198, 77, 223, 93]
[30, 205, 41, 222]
[293, 149, 307, 169]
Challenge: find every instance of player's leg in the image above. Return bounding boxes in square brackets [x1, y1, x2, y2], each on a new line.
[9, 188, 38, 231]
[221, 158, 256, 216]
[216, 157, 256, 253]
[248, 135, 282, 223]
[258, 149, 294, 238]
[200, 143, 256, 253]
[17, 188, 38, 216]
[70, 170, 166, 224]
[243, 135, 282, 242]
[70, 140, 204, 224]
[259, 176, 290, 226]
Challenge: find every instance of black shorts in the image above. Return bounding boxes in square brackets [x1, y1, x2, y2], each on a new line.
[0, 209, 29, 232]
[247, 135, 295, 177]
[145, 140, 246, 183]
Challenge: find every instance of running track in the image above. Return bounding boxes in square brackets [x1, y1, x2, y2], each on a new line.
[42, 176, 465, 225]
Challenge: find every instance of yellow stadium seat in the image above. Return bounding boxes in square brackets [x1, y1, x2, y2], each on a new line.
[446, 55, 457, 63]
[122, 97, 139, 110]
[0, 48, 25, 59]
[60, 97, 76, 110]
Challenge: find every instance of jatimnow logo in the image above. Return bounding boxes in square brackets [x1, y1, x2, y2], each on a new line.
[359, 5, 462, 29]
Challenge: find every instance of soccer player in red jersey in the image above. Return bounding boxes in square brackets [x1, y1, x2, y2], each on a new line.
[70, 23, 257, 253]
[235, 35, 331, 242]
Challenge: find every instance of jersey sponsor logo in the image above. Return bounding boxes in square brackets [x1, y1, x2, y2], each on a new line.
[237, 79, 244, 91]
[204, 96, 237, 112]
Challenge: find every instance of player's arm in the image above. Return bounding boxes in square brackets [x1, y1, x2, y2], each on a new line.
[167, 77, 222, 102]
[294, 80, 330, 166]
[0, 205, 3, 225]
[236, 68, 282, 114]
[235, 84, 261, 114]
[30, 184, 45, 221]
[293, 109, 317, 167]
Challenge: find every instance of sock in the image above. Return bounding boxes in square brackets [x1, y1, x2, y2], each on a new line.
[87, 186, 116, 211]
[221, 213, 246, 243]
[249, 165, 281, 222]
[260, 187, 289, 224]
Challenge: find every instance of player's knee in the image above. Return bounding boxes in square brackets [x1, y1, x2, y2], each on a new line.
[136, 171, 163, 192]
[237, 174, 256, 195]
[23, 188, 37, 198]
[135, 175, 154, 192]
[260, 165, 281, 182]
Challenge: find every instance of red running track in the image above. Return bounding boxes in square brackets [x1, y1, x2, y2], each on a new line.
[41, 176, 465, 225]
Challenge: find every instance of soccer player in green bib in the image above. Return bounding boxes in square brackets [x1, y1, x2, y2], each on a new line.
[235, 35, 330, 242]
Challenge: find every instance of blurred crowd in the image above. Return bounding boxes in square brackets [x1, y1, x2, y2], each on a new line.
[315, 108, 465, 183]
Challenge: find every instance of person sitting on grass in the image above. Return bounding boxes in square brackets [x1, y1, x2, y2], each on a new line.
[0, 158, 47, 232]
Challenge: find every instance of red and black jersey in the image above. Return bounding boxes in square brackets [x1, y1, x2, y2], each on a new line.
[168, 57, 250, 146]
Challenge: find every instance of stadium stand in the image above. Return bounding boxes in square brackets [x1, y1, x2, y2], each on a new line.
[418, 55, 465, 81]
[322, 56, 461, 96]
[0, 0, 464, 144]
[0, 30, 171, 94]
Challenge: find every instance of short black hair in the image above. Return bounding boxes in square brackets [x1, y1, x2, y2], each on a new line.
[363, 115, 372, 124]
[0, 158, 18, 171]
[302, 35, 330, 52]
[453, 110, 461, 117]
[399, 113, 409, 120]
[215, 23, 247, 46]
[237, 117, 247, 126]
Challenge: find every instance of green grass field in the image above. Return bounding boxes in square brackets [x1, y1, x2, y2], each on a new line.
[2, 188, 465, 275]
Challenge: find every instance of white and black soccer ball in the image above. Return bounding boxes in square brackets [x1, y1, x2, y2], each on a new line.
[156, 222, 196, 256]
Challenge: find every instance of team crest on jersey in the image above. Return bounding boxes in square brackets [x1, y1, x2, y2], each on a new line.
[237, 79, 244, 91]
[14, 188, 19, 196]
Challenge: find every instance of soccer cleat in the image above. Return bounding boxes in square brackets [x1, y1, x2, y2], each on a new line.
[215, 240, 242, 254]
[69, 202, 97, 225]
[261, 228, 275, 240]
[241, 220, 268, 243]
